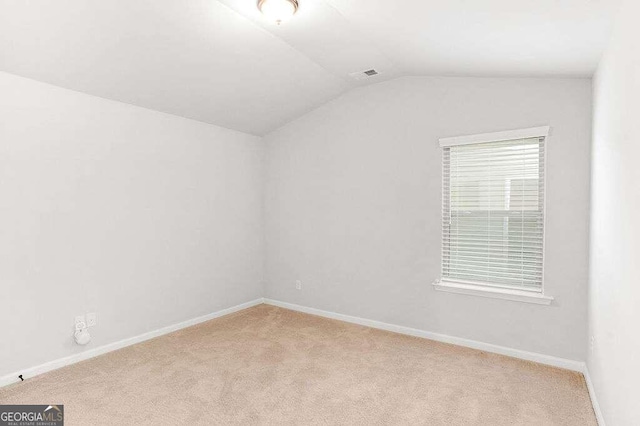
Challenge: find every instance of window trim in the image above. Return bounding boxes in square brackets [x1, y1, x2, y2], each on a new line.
[432, 279, 554, 305]
[437, 126, 553, 305]
[439, 126, 550, 147]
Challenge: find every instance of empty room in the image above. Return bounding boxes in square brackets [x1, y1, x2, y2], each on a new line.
[0, 0, 637, 424]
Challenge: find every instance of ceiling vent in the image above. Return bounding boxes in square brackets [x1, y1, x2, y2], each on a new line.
[349, 69, 380, 81]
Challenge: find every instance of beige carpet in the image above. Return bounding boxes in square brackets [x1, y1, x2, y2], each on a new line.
[0, 304, 596, 425]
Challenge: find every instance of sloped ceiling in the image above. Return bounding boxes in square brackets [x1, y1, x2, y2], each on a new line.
[0, 0, 617, 135]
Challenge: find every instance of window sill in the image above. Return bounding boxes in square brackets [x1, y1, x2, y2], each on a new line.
[432, 280, 554, 305]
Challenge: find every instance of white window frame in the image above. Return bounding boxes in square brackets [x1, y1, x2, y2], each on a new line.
[433, 126, 554, 305]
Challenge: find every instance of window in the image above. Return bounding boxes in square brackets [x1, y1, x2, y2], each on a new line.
[434, 127, 553, 305]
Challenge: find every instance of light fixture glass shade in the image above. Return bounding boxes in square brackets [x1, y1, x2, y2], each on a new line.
[258, 0, 298, 25]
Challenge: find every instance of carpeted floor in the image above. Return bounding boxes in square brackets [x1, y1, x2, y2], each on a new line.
[0, 304, 596, 425]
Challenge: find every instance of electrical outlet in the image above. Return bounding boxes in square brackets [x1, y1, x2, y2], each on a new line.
[86, 312, 97, 327]
[75, 315, 86, 328]
[295, 280, 302, 290]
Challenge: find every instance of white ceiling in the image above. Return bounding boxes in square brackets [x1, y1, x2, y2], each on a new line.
[324, 0, 617, 77]
[0, 0, 617, 135]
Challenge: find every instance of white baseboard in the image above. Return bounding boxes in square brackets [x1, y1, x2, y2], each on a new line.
[0, 298, 264, 388]
[583, 367, 606, 426]
[264, 299, 607, 421]
[2, 296, 602, 424]
[263, 298, 586, 373]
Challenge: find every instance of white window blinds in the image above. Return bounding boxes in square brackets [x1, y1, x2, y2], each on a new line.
[441, 134, 546, 292]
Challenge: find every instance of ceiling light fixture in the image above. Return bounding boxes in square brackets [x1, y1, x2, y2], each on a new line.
[258, 0, 299, 25]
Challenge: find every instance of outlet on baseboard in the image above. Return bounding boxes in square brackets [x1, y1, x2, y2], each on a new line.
[295, 280, 302, 290]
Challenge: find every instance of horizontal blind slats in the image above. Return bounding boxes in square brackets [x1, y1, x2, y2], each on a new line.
[442, 136, 545, 291]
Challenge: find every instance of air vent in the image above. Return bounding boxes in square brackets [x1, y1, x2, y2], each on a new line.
[349, 69, 381, 81]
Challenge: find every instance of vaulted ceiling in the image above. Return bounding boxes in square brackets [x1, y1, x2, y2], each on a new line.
[0, 0, 617, 135]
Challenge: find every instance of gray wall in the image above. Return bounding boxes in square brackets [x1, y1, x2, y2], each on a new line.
[0, 71, 594, 381]
[0, 72, 265, 377]
[590, 0, 640, 423]
[264, 76, 592, 361]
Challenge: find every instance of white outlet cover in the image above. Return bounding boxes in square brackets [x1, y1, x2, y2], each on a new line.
[86, 313, 97, 327]
[75, 315, 85, 326]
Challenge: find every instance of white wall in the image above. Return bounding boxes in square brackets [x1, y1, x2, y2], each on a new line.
[0, 69, 596, 384]
[0, 72, 264, 378]
[590, 0, 640, 423]
[264, 76, 592, 361]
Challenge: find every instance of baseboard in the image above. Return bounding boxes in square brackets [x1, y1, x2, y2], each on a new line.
[0, 298, 264, 388]
[263, 298, 586, 372]
[583, 367, 606, 426]
[3, 297, 602, 423]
